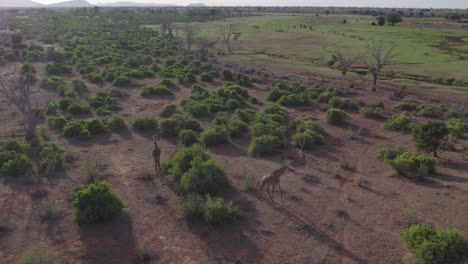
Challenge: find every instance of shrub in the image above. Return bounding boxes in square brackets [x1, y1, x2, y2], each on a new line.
[160, 104, 177, 118]
[222, 70, 233, 81]
[1, 154, 31, 177]
[71, 181, 126, 224]
[47, 116, 67, 130]
[200, 125, 231, 146]
[447, 118, 466, 138]
[360, 106, 383, 119]
[200, 73, 214, 82]
[140, 85, 173, 97]
[86, 118, 108, 135]
[132, 117, 158, 131]
[377, 146, 407, 161]
[178, 129, 198, 147]
[203, 197, 236, 225]
[108, 116, 126, 131]
[417, 105, 441, 118]
[112, 75, 131, 87]
[326, 108, 347, 125]
[291, 117, 326, 150]
[387, 152, 437, 180]
[179, 193, 204, 218]
[39, 142, 65, 175]
[317, 91, 334, 104]
[227, 117, 248, 138]
[72, 79, 88, 94]
[402, 224, 468, 264]
[159, 114, 200, 137]
[234, 108, 255, 123]
[395, 102, 418, 112]
[278, 94, 309, 106]
[183, 101, 210, 118]
[19, 246, 61, 264]
[328, 97, 359, 112]
[67, 102, 91, 115]
[248, 135, 283, 157]
[160, 79, 175, 88]
[62, 120, 91, 140]
[162, 145, 230, 195]
[383, 114, 411, 131]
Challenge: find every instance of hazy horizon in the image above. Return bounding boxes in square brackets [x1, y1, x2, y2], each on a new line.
[32, 0, 468, 9]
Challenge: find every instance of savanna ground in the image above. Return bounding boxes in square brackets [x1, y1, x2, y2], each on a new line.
[1, 11, 468, 264]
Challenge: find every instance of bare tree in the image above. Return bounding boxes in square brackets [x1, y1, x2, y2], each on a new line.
[331, 50, 360, 76]
[0, 69, 50, 140]
[160, 17, 173, 38]
[223, 24, 236, 54]
[364, 39, 398, 91]
[183, 24, 195, 53]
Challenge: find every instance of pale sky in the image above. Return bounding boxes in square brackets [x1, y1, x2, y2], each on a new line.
[32, 0, 468, 9]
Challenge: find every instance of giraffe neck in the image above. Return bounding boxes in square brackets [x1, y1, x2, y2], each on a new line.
[272, 165, 288, 179]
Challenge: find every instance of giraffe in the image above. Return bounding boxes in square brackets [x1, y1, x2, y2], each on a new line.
[259, 160, 292, 202]
[152, 134, 161, 177]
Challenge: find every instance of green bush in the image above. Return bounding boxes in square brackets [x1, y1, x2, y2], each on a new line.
[227, 117, 248, 138]
[328, 97, 359, 112]
[291, 117, 326, 150]
[203, 197, 236, 225]
[39, 142, 65, 175]
[162, 145, 230, 195]
[178, 129, 199, 147]
[179, 193, 204, 218]
[377, 146, 407, 161]
[395, 102, 418, 112]
[67, 102, 91, 115]
[160, 79, 175, 88]
[317, 91, 334, 104]
[71, 181, 126, 224]
[326, 108, 347, 125]
[19, 246, 61, 264]
[278, 94, 309, 106]
[248, 135, 283, 157]
[184, 100, 210, 118]
[108, 116, 126, 131]
[159, 114, 200, 137]
[234, 108, 255, 123]
[47, 116, 67, 130]
[200, 125, 231, 146]
[222, 70, 233, 81]
[62, 119, 105, 140]
[112, 75, 131, 87]
[140, 85, 173, 97]
[160, 104, 177, 118]
[447, 118, 466, 138]
[1, 154, 31, 177]
[72, 79, 88, 94]
[86, 118, 108, 135]
[402, 224, 468, 264]
[248, 105, 287, 156]
[387, 152, 437, 180]
[417, 105, 441, 118]
[383, 114, 411, 131]
[200, 73, 214, 82]
[132, 117, 158, 131]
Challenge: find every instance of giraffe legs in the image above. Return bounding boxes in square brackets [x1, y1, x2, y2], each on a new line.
[271, 184, 276, 199]
[266, 185, 272, 199]
[278, 184, 284, 203]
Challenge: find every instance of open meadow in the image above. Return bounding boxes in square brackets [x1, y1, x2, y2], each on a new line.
[0, 6, 467, 264]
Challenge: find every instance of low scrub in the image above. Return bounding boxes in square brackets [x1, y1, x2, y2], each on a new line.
[361, 101, 385, 119]
[178, 129, 199, 147]
[203, 197, 236, 225]
[159, 114, 200, 138]
[71, 181, 126, 224]
[0, 140, 32, 177]
[447, 118, 467, 138]
[161, 144, 230, 195]
[377, 146, 407, 161]
[386, 151, 437, 180]
[383, 114, 411, 131]
[159, 104, 177, 118]
[19, 246, 61, 264]
[402, 224, 468, 264]
[326, 108, 347, 125]
[132, 116, 158, 131]
[108, 116, 126, 131]
[63, 118, 108, 140]
[291, 117, 326, 150]
[140, 85, 173, 97]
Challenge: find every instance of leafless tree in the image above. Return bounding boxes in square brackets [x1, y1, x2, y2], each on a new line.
[183, 24, 195, 53]
[331, 50, 360, 76]
[223, 24, 236, 54]
[160, 17, 173, 38]
[364, 39, 398, 91]
[0, 69, 51, 140]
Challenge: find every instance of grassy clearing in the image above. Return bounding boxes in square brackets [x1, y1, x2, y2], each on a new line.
[157, 14, 468, 83]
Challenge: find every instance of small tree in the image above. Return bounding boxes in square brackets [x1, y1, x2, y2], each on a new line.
[412, 121, 449, 157]
[377, 16, 386, 26]
[331, 50, 360, 75]
[0, 70, 51, 140]
[183, 24, 195, 53]
[387, 13, 403, 25]
[223, 24, 236, 54]
[364, 39, 398, 91]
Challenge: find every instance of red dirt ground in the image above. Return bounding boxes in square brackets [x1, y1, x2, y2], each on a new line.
[0, 61, 467, 264]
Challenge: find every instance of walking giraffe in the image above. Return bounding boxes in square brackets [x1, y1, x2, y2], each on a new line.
[260, 160, 292, 202]
[152, 134, 161, 177]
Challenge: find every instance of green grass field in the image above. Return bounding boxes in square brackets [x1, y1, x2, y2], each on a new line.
[153, 14, 468, 86]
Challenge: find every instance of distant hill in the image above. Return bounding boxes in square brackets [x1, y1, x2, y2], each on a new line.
[0, 0, 43, 8]
[97, 2, 176, 7]
[187, 3, 208, 7]
[47, 0, 93, 8]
